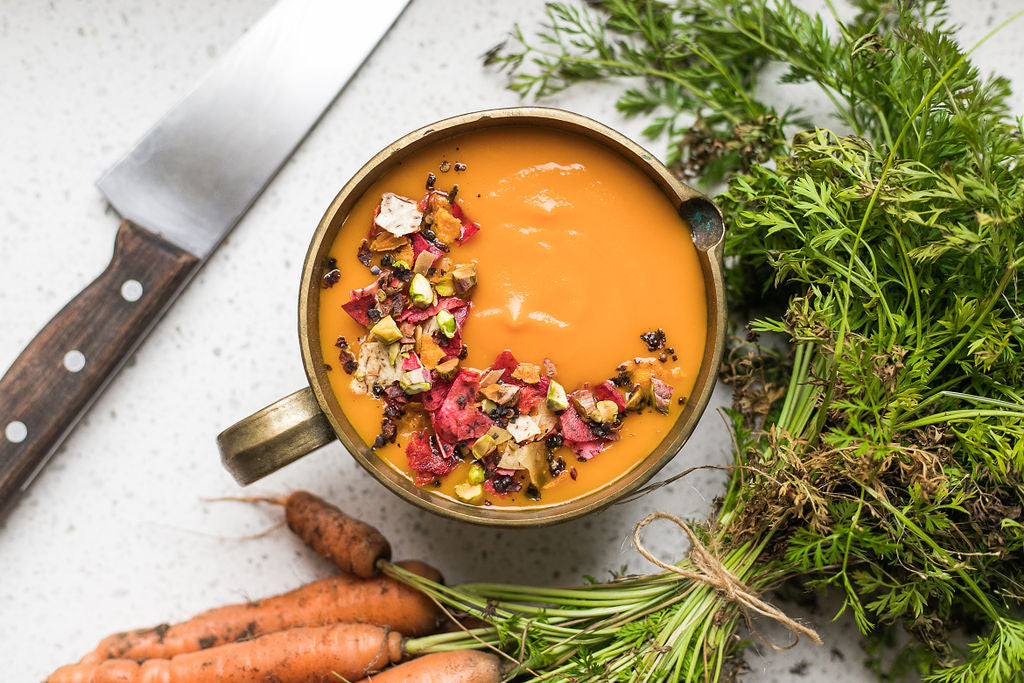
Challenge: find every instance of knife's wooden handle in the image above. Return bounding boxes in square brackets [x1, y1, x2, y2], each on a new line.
[0, 221, 199, 516]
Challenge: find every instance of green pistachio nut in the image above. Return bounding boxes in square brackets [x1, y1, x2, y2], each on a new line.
[409, 273, 434, 308]
[454, 482, 484, 503]
[436, 309, 457, 338]
[467, 462, 486, 484]
[471, 434, 496, 459]
[399, 367, 432, 394]
[434, 274, 456, 297]
[594, 400, 619, 423]
[546, 380, 569, 412]
[451, 263, 478, 293]
[369, 315, 402, 343]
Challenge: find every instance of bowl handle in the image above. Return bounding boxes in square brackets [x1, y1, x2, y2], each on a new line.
[217, 387, 336, 485]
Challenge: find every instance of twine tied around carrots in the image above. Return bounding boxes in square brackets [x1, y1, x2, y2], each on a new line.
[632, 512, 822, 649]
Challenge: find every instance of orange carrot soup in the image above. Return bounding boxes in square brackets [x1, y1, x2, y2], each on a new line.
[318, 125, 706, 507]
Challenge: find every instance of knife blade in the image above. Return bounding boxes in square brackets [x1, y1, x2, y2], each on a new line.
[0, 0, 410, 516]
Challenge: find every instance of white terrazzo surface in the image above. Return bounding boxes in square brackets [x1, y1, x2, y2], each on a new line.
[1, 1, 1021, 681]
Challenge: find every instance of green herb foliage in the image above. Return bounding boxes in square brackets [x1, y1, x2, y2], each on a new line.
[396, 1, 1024, 680]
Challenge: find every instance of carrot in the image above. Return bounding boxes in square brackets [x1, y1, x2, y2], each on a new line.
[79, 560, 442, 663]
[47, 623, 404, 683]
[284, 490, 391, 577]
[352, 651, 505, 683]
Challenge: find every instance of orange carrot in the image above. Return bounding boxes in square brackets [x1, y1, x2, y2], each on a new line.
[48, 623, 404, 683]
[79, 560, 442, 663]
[352, 651, 505, 683]
[284, 490, 392, 577]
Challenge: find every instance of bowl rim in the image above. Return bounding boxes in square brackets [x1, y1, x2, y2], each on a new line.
[298, 106, 727, 527]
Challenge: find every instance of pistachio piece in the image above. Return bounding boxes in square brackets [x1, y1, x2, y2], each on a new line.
[399, 367, 432, 395]
[650, 377, 674, 414]
[454, 482, 484, 503]
[570, 388, 598, 420]
[436, 310, 457, 338]
[392, 259, 411, 270]
[593, 400, 619, 423]
[471, 434, 496, 459]
[546, 380, 569, 412]
[387, 342, 401, 366]
[451, 262, 478, 293]
[624, 383, 646, 411]
[369, 315, 402, 344]
[434, 274, 455, 297]
[467, 462, 486, 484]
[408, 273, 433, 307]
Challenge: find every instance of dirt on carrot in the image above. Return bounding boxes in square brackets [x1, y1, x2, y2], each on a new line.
[79, 560, 442, 663]
[284, 490, 392, 577]
[48, 623, 405, 683]
[352, 650, 505, 683]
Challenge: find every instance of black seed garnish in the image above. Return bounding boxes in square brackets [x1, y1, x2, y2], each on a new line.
[546, 433, 564, 449]
[367, 308, 382, 322]
[357, 242, 372, 267]
[335, 336, 349, 349]
[458, 345, 469, 359]
[548, 456, 566, 477]
[672, 355, 678, 361]
[426, 172, 436, 190]
[491, 474, 521, 494]
[457, 396, 468, 408]
[640, 328, 667, 352]
[447, 185, 459, 203]
[327, 257, 337, 270]
[526, 484, 540, 500]
[454, 162, 467, 172]
[612, 371, 631, 387]
[439, 160, 451, 173]
[343, 360, 357, 374]
[381, 254, 394, 267]
[372, 384, 385, 398]
[372, 435, 386, 449]
[422, 228, 436, 241]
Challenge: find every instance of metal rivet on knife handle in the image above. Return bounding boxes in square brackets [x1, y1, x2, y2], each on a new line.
[0, 0, 411, 515]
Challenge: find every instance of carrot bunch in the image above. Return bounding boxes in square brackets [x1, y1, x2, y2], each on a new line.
[45, 491, 504, 683]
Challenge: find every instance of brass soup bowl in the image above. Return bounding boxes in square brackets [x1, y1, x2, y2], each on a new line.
[218, 107, 727, 527]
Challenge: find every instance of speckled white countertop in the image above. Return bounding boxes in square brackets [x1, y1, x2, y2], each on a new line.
[1, 1, 1021, 681]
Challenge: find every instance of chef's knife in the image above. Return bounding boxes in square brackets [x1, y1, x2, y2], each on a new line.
[0, 0, 410, 515]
